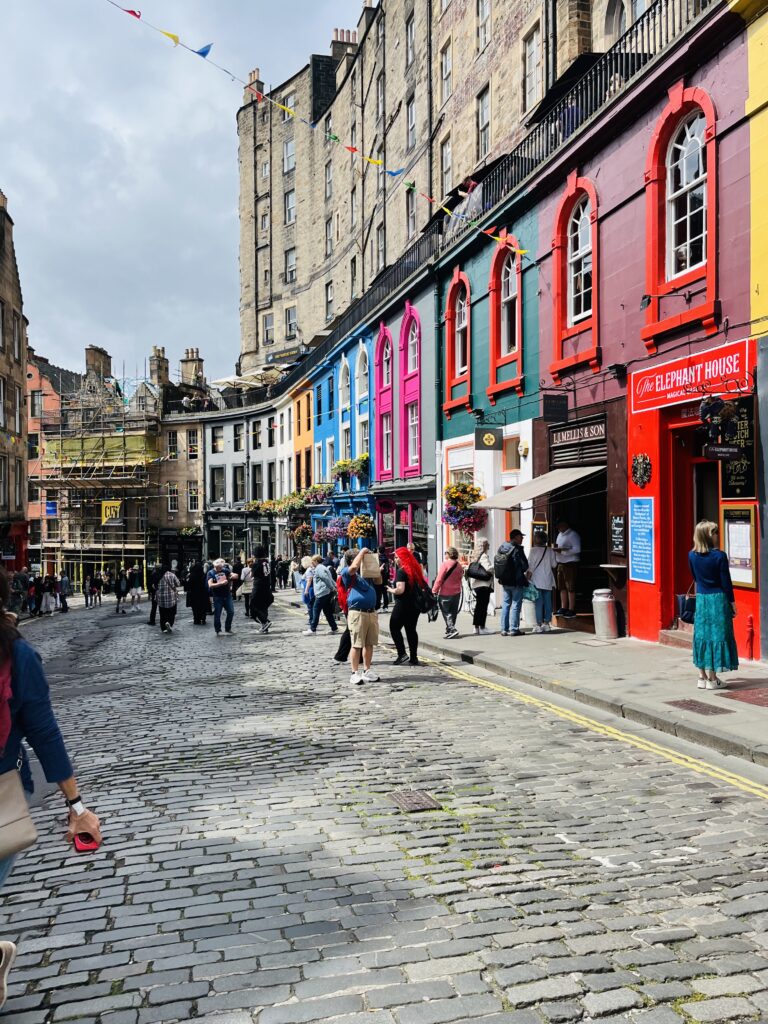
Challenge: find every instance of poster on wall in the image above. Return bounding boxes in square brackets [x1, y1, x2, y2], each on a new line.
[721, 503, 757, 588]
[629, 497, 655, 584]
[720, 396, 756, 500]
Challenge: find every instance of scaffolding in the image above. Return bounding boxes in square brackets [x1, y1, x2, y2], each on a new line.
[38, 372, 162, 590]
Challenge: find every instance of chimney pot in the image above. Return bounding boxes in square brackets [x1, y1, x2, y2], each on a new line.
[333, 28, 339, 40]
[352, 30, 357, 42]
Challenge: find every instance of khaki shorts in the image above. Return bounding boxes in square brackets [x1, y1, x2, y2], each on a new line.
[348, 609, 379, 649]
[557, 562, 578, 593]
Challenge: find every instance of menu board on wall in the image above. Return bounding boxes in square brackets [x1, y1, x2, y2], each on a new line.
[721, 396, 756, 500]
[721, 503, 757, 589]
[610, 514, 626, 556]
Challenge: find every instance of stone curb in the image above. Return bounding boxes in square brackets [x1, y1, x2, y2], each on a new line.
[376, 622, 768, 769]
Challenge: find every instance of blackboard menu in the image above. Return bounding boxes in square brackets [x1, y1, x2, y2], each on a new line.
[610, 514, 626, 556]
[721, 396, 756, 500]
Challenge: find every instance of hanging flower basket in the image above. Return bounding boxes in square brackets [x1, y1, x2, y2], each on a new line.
[312, 527, 331, 544]
[443, 482, 484, 510]
[347, 513, 376, 541]
[441, 483, 487, 538]
[326, 516, 350, 540]
[290, 523, 312, 545]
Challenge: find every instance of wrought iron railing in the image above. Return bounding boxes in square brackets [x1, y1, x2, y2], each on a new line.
[443, 0, 716, 243]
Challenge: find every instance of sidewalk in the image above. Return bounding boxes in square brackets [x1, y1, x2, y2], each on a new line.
[373, 602, 768, 768]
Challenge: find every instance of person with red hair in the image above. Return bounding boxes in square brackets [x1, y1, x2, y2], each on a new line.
[387, 547, 424, 666]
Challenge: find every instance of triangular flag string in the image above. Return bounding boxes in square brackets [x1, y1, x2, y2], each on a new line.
[100, 0, 527, 256]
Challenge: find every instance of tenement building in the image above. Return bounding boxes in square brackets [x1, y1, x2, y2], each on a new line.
[0, 190, 29, 569]
[236, 0, 592, 374]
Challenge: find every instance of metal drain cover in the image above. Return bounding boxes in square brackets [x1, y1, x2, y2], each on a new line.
[389, 790, 441, 812]
[666, 698, 734, 716]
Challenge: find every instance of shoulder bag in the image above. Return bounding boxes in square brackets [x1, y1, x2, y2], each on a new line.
[676, 582, 696, 624]
[0, 755, 38, 861]
[466, 558, 492, 582]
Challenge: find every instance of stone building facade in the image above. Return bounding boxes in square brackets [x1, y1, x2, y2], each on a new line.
[0, 190, 29, 569]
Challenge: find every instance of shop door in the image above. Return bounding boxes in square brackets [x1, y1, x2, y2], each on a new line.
[669, 425, 718, 604]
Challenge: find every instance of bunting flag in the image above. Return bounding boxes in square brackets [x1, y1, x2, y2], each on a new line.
[101, 0, 528, 256]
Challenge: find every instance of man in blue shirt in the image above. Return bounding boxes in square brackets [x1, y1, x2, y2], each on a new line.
[207, 558, 235, 636]
[340, 547, 379, 685]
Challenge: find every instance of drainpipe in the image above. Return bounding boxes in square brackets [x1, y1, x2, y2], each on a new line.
[427, 0, 434, 200]
[432, 262, 442, 575]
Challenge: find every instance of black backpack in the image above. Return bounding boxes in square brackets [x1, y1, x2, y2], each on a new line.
[413, 583, 438, 619]
[494, 547, 524, 587]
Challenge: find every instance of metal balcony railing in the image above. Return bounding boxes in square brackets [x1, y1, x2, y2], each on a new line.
[444, 0, 715, 244]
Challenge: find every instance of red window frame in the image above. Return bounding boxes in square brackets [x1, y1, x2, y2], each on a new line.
[641, 81, 717, 354]
[374, 323, 394, 481]
[443, 266, 472, 418]
[487, 232, 524, 403]
[550, 171, 600, 385]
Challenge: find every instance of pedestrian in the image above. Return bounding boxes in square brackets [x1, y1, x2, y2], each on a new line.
[388, 546, 423, 666]
[58, 571, 70, 614]
[156, 565, 181, 634]
[207, 558, 235, 636]
[554, 518, 581, 618]
[17, 567, 29, 615]
[432, 546, 465, 639]
[0, 568, 102, 1009]
[41, 574, 56, 616]
[375, 545, 391, 612]
[333, 551, 354, 665]
[494, 529, 529, 637]
[114, 568, 129, 614]
[467, 537, 494, 634]
[304, 554, 338, 635]
[92, 572, 102, 607]
[128, 565, 142, 612]
[231, 557, 244, 601]
[340, 547, 379, 685]
[83, 574, 91, 609]
[289, 557, 300, 590]
[240, 558, 254, 618]
[146, 564, 163, 626]
[250, 547, 274, 633]
[528, 530, 558, 633]
[278, 556, 290, 590]
[186, 561, 210, 625]
[689, 520, 738, 690]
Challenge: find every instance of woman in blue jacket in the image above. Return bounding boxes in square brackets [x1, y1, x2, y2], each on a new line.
[689, 519, 738, 690]
[0, 570, 101, 1008]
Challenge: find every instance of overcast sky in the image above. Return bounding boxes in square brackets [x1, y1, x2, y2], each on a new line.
[0, 0, 355, 382]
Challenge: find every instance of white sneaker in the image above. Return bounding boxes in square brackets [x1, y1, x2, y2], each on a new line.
[0, 941, 17, 1011]
[541, 623, 552, 632]
[500, 631, 510, 637]
[166, 624, 173, 634]
[303, 629, 317, 636]
[446, 629, 460, 639]
[350, 672, 364, 685]
[478, 628, 494, 635]
[532, 626, 543, 634]
[473, 627, 480, 635]
[697, 677, 707, 689]
[362, 669, 380, 682]
[706, 677, 725, 689]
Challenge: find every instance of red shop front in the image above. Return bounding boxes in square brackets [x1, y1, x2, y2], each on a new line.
[627, 338, 760, 659]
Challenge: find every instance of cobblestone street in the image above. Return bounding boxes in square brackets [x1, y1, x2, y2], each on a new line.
[5, 596, 768, 1024]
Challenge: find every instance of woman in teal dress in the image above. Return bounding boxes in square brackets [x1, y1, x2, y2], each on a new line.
[689, 520, 738, 690]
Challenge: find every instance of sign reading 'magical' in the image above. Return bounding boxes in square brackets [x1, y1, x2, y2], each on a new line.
[630, 338, 754, 415]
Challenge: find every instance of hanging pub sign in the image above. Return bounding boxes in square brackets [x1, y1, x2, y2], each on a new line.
[720, 396, 756, 500]
[542, 393, 569, 423]
[474, 427, 503, 451]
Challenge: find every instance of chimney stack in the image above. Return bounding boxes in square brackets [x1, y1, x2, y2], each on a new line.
[244, 67, 264, 105]
[149, 344, 170, 386]
[179, 347, 205, 386]
[85, 345, 112, 380]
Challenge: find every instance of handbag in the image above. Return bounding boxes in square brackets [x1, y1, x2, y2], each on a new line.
[522, 583, 539, 602]
[0, 760, 38, 860]
[677, 582, 696, 624]
[466, 560, 492, 582]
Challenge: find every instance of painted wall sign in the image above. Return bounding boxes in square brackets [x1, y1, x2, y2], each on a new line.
[610, 514, 626, 556]
[630, 338, 753, 414]
[629, 497, 655, 584]
[550, 420, 606, 447]
[101, 500, 123, 526]
[720, 396, 756, 500]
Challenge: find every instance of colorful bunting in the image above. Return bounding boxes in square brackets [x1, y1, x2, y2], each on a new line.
[101, 0, 529, 257]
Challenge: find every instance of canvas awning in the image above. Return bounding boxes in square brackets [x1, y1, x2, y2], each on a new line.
[473, 466, 604, 510]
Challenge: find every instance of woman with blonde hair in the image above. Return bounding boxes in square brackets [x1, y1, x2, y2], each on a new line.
[689, 519, 738, 689]
[467, 537, 494, 635]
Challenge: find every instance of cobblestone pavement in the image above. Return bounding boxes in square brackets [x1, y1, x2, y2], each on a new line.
[5, 596, 768, 1024]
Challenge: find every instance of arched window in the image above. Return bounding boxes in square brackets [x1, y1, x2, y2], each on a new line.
[642, 82, 717, 354]
[382, 337, 392, 386]
[488, 235, 524, 402]
[550, 172, 600, 383]
[568, 197, 592, 325]
[374, 324, 394, 480]
[340, 360, 350, 408]
[443, 267, 472, 416]
[356, 346, 369, 399]
[666, 112, 707, 280]
[399, 302, 422, 476]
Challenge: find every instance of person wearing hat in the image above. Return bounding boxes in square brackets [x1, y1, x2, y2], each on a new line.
[494, 528, 529, 637]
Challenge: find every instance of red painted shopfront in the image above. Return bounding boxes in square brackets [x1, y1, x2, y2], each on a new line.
[627, 338, 759, 659]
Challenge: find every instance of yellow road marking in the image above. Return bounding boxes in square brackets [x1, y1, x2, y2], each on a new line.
[420, 656, 768, 802]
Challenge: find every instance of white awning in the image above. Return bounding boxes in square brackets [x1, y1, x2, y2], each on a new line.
[473, 466, 604, 510]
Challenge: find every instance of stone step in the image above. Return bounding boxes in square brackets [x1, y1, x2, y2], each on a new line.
[659, 627, 693, 649]
[553, 612, 595, 634]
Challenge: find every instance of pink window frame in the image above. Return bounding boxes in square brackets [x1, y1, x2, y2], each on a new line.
[374, 323, 394, 481]
[398, 301, 422, 477]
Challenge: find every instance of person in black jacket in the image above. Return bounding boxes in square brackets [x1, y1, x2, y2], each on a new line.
[146, 564, 164, 626]
[250, 546, 274, 634]
[495, 529, 529, 637]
